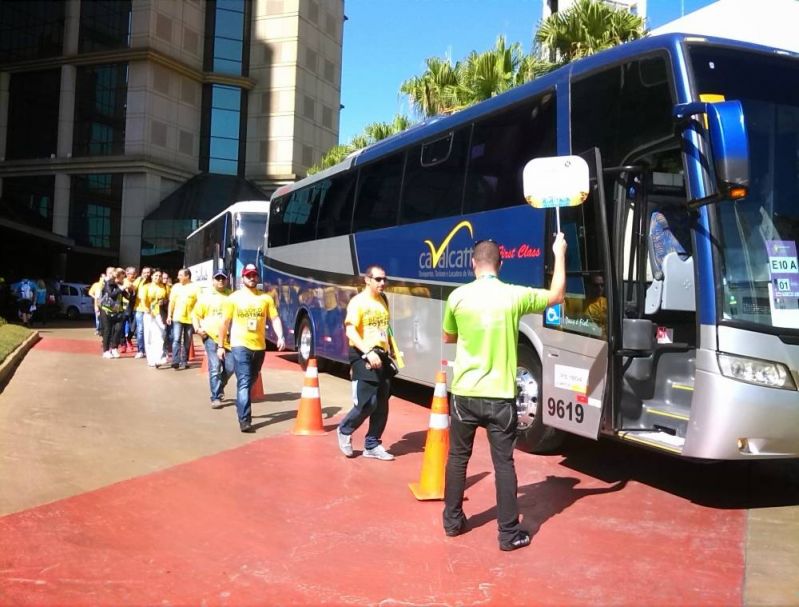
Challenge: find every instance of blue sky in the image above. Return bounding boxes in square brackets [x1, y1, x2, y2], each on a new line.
[338, 0, 715, 144]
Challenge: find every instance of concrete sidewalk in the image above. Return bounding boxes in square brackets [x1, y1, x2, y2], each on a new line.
[0, 325, 797, 606]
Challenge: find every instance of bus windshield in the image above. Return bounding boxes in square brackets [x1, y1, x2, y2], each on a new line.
[690, 45, 799, 331]
[236, 213, 268, 266]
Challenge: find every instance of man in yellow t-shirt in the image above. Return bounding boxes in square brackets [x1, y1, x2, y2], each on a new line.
[167, 268, 199, 370]
[193, 269, 234, 408]
[336, 264, 396, 461]
[219, 264, 285, 433]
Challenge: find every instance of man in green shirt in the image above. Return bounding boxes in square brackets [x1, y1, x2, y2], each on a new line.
[442, 234, 566, 551]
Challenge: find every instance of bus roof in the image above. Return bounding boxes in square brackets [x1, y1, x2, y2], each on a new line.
[185, 200, 269, 240]
[275, 32, 797, 197]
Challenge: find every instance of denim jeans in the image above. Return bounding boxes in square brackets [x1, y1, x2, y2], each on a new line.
[339, 377, 391, 451]
[203, 337, 234, 401]
[135, 310, 146, 354]
[171, 321, 193, 366]
[443, 395, 521, 545]
[231, 347, 265, 425]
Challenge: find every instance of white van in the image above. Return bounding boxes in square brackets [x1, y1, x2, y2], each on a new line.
[59, 282, 93, 320]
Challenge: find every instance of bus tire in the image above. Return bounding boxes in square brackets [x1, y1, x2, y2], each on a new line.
[516, 343, 565, 454]
[66, 306, 80, 320]
[296, 315, 315, 370]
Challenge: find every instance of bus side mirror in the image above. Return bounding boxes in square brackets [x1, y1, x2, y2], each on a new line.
[523, 155, 590, 209]
[674, 100, 749, 206]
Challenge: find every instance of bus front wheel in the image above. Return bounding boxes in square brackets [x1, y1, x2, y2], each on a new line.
[516, 343, 565, 453]
[296, 316, 314, 370]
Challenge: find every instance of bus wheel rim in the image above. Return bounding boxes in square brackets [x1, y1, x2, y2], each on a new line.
[516, 367, 539, 428]
[299, 325, 312, 360]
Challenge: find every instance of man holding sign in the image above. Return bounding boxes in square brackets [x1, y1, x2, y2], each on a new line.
[442, 234, 567, 551]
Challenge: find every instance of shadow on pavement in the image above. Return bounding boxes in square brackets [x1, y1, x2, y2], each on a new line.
[551, 435, 799, 510]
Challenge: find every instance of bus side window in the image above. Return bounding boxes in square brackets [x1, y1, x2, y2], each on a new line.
[400, 128, 468, 224]
[316, 173, 356, 238]
[286, 186, 320, 244]
[268, 196, 288, 247]
[463, 93, 556, 214]
[352, 152, 404, 232]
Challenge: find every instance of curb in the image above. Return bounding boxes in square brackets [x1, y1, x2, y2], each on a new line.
[0, 330, 41, 394]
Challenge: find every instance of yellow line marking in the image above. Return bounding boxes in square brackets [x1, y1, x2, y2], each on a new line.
[423, 221, 473, 268]
[671, 383, 694, 391]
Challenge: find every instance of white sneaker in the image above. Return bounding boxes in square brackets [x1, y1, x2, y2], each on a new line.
[134, 352, 145, 359]
[111, 349, 120, 358]
[102, 351, 113, 359]
[159, 357, 169, 366]
[337, 427, 354, 457]
[363, 444, 394, 461]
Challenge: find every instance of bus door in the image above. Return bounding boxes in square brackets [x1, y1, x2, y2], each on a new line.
[539, 149, 612, 440]
[610, 151, 697, 455]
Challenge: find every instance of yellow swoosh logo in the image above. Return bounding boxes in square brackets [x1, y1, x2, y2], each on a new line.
[424, 221, 474, 268]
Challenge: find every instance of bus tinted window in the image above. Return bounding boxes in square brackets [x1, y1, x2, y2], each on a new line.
[316, 173, 356, 238]
[463, 95, 556, 214]
[286, 186, 320, 244]
[400, 128, 468, 224]
[571, 56, 673, 167]
[268, 196, 288, 247]
[352, 152, 404, 232]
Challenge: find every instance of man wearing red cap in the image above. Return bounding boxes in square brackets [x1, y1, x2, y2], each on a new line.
[219, 264, 285, 432]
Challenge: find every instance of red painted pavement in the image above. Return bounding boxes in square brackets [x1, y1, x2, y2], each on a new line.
[0, 352, 745, 606]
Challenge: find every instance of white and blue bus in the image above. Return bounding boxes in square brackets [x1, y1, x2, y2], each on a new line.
[185, 201, 268, 292]
[261, 33, 799, 460]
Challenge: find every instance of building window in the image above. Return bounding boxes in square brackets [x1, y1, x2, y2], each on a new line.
[0, 176, 55, 232]
[203, 84, 242, 175]
[69, 174, 123, 250]
[73, 64, 128, 157]
[79, 0, 131, 53]
[6, 70, 61, 160]
[0, 1, 64, 62]
[208, 0, 246, 76]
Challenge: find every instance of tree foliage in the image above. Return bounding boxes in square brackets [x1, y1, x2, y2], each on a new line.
[312, 0, 645, 175]
[535, 0, 645, 63]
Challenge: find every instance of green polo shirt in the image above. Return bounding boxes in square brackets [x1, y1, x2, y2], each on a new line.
[443, 277, 549, 399]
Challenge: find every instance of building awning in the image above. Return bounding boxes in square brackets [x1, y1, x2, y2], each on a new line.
[144, 174, 269, 221]
[0, 216, 74, 249]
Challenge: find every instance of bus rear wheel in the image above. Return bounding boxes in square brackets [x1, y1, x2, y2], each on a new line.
[516, 343, 565, 453]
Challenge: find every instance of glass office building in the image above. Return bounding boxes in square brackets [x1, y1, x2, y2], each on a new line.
[0, 0, 343, 279]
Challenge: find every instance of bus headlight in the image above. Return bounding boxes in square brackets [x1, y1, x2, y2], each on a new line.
[718, 353, 797, 391]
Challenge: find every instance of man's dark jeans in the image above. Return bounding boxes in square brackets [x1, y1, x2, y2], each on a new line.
[203, 337, 234, 401]
[338, 376, 391, 451]
[231, 346, 265, 425]
[443, 395, 522, 544]
[171, 321, 193, 366]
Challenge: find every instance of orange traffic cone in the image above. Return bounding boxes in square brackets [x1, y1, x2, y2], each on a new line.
[200, 351, 208, 374]
[409, 371, 450, 500]
[251, 372, 265, 401]
[188, 339, 196, 362]
[292, 359, 326, 435]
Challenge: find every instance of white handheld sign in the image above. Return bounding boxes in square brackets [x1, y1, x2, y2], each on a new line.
[523, 155, 590, 232]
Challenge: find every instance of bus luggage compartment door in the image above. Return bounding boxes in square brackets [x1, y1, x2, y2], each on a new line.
[540, 330, 607, 439]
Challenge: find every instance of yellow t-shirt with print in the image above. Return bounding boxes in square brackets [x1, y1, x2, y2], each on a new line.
[169, 282, 199, 324]
[144, 283, 168, 317]
[193, 289, 232, 349]
[227, 288, 278, 351]
[345, 291, 389, 351]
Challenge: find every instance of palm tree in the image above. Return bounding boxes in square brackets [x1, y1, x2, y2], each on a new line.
[535, 0, 645, 64]
[308, 114, 414, 175]
[399, 56, 459, 117]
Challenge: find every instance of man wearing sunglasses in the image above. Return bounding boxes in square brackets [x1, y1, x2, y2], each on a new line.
[442, 233, 567, 551]
[336, 265, 396, 461]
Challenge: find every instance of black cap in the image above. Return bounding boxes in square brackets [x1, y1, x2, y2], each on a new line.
[213, 270, 228, 279]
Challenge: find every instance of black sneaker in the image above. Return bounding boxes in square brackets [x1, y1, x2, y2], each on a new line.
[240, 423, 255, 433]
[499, 531, 531, 552]
[445, 519, 467, 537]
[171, 362, 179, 369]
